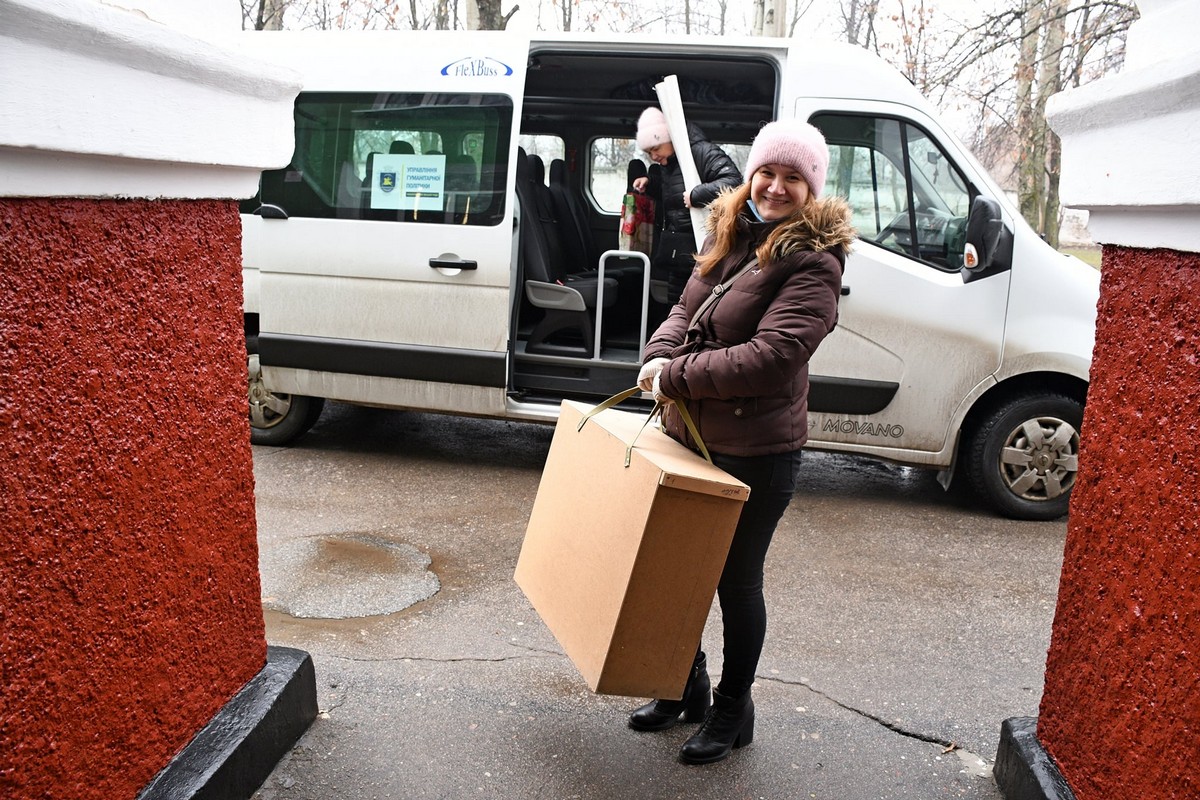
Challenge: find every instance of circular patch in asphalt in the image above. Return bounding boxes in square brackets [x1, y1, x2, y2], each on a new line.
[260, 533, 440, 619]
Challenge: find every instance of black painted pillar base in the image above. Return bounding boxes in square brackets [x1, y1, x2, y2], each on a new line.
[994, 717, 1077, 800]
[139, 645, 318, 800]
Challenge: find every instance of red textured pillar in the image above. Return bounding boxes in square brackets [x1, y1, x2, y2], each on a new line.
[0, 198, 265, 799]
[1037, 245, 1199, 799]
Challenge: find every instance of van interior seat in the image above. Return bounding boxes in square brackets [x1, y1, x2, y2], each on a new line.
[546, 156, 650, 324]
[516, 147, 617, 356]
[361, 151, 383, 212]
[389, 140, 414, 154]
[547, 158, 598, 269]
[445, 153, 478, 220]
[336, 159, 363, 218]
[526, 154, 586, 277]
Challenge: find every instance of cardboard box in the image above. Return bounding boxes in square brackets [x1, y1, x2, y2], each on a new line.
[515, 400, 749, 699]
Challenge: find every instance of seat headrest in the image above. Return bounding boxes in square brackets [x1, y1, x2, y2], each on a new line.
[445, 154, 476, 190]
[389, 140, 414, 154]
[528, 153, 545, 185]
[550, 159, 569, 185]
[516, 147, 530, 183]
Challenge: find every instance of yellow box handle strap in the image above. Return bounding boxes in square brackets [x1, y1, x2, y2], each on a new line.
[577, 387, 713, 467]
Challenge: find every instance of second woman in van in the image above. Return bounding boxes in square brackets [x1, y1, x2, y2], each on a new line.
[632, 106, 743, 303]
[633, 119, 854, 765]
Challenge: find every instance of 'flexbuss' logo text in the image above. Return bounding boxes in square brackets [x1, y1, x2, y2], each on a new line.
[441, 57, 514, 77]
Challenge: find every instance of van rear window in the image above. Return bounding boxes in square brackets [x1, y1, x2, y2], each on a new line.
[255, 91, 513, 227]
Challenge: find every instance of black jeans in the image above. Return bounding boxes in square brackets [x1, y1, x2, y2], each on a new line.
[703, 449, 803, 699]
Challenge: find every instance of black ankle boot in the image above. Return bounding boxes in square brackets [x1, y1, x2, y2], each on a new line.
[678, 688, 754, 764]
[628, 653, 711, 731]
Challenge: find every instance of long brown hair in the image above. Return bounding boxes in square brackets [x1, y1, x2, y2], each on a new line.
[692, 181, 814, 276]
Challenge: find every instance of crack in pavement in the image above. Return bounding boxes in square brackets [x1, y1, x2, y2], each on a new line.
[308, 650, 992, 771]
[315, 642, 564, 665]
[758, 673, 990, 764]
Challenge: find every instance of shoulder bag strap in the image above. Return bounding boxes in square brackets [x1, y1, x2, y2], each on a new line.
[687, 257, 759, 330]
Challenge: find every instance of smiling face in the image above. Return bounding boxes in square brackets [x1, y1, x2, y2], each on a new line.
[647, 142, 675, 165]
[750, 163, 811, 220]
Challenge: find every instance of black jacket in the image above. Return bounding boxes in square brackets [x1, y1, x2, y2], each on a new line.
[648, 124, 742, 263]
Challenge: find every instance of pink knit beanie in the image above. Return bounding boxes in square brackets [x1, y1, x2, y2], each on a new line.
[744, 120, 829, 198]
[636, 107, 671, 151]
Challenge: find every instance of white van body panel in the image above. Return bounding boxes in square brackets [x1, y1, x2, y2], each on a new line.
[999, 244, 1100, 384]
[807, 241, 1010, 456]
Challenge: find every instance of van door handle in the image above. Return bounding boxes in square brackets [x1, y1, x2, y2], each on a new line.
[841, 285, 851, 296]
[429, 257, 478, 271]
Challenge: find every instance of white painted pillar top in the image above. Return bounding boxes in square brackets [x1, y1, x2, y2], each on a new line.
[1046, 0, 1200, 252]
[0, 0, 301, 199]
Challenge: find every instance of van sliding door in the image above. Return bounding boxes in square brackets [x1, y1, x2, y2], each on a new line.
[246, 90, 519, 418]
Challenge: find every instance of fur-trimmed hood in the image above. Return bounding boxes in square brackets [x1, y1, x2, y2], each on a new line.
[705, 189, 856, 261]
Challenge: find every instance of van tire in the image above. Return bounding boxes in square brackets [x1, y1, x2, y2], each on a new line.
[964, 393, 1083, 521]
[247, 334, 325, 446]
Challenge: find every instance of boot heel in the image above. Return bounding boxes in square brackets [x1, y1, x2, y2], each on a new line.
[733, 716, 754, 749]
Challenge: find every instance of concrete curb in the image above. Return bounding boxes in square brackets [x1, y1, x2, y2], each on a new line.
[138, 645, 317, 800]
[993, 717, 1077, 800]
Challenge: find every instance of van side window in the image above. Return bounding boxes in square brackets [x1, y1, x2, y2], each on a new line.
[258, 91, 513, 226]
[588, 138, 752, 214]
[590, 137, 642, 213]
[812, 113, 974, 271]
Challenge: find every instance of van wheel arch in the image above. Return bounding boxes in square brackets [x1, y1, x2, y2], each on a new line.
[959, 376, 1087, 521]
[246, 333, 324, 446]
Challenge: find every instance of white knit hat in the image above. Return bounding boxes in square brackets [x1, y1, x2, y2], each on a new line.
[636, 107, 671, 151]
[744, 120, 829, 198]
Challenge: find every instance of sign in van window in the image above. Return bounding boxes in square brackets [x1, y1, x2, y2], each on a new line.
[253, 92, 513, 227]
[369, 155, 446, 214]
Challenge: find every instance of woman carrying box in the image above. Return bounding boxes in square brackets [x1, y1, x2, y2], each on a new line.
[633, 119, 854, 765]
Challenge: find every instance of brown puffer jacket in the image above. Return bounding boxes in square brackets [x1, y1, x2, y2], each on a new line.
[643, 191, 855, 457]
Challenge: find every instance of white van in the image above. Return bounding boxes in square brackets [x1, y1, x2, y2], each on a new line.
[240, 31, 1099, 521]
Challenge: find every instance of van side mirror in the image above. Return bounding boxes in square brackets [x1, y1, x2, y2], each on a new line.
[962, 196, 1012, 282]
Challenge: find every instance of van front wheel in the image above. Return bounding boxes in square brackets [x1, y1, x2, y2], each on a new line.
[964, 394, 1083, 521]
[247, 335, 325, 446]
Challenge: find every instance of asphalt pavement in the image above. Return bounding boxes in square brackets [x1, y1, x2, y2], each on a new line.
[250, 402, 1065, 800]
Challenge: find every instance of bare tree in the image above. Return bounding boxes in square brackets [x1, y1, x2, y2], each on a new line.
[558, 0, 574, 31]
[939, 0, 1137, 242]
[840, 0, 880, 50]
[1035, 0, 1068, 245]
[751, 0, 787, 36]
[887, 0, 939, 91]
[469, 0, 520, 28]
[1015, 0, 1044, 228]
[242, 0, 289, 30]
